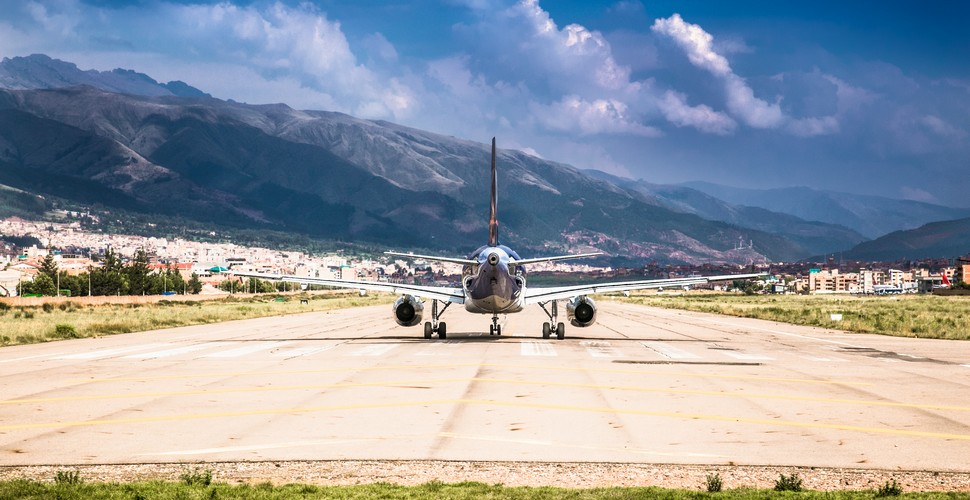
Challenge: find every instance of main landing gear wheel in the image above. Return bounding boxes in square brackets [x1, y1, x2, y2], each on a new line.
[539, 301, 566, 340]
[424, 321, 447, 339]
[423, 299, 451, 340]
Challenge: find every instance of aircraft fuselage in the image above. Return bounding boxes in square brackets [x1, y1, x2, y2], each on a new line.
[462, 244, 525, 315]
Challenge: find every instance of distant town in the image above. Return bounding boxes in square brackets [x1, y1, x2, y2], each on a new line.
[1, 216, 967, 298]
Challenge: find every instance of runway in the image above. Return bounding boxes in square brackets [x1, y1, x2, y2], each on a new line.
[1, 300, 969, 471]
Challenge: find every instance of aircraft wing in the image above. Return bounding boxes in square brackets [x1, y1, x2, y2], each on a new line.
[232, 271, 465, 304]
[523, 272, 767, 303]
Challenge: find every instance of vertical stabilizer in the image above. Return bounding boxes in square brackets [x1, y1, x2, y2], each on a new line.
[488, 137, 499, 247]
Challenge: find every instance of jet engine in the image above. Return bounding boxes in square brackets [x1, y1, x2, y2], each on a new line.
[566, 295, 597, 327]
[392, 295, 424, 327]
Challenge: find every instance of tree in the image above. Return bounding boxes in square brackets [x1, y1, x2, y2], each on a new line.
[187, 273, 203, 294]
[27, 273, 57, 296]
[127, 249, 151, 295]
[39, 253, 58, 282]
[91, 250, 128, 296]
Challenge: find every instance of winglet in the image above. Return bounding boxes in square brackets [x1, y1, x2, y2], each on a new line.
[488, 137, 499, 247]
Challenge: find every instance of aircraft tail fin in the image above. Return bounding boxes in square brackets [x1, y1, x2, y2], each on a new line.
[489, 137, 499, 247]
[942, 272, 951, 287]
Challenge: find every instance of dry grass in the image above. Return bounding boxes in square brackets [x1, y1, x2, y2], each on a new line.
[616, 292, 970, 340]
[0, 292, 388, 346]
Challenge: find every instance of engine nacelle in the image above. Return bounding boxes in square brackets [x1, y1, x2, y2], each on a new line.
[566, 295, 597, 327]
[392, 295, 424, 327]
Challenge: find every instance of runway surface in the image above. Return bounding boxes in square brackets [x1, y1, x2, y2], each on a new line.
[1, 300, 969, 471]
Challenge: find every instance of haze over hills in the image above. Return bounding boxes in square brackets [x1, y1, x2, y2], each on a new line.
[682, 182, 970, 240]
[583, 170, 867, 259]
[839, 218, 970, 262]
[0, 54, 964, 264]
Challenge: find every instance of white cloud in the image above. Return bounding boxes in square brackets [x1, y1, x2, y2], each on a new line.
[532, 95, 660, 137]
[653, 13, 839, 134]
[658, 91, 736, 135]
[651, 13, 730, 76]
[920, 115, 965, 139]
[787, 116, 840, 137]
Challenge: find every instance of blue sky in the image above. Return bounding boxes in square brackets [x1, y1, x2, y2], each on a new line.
[3, 0, 969, 207]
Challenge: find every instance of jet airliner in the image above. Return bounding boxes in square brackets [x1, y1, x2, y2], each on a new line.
[235, 138, 766, 339]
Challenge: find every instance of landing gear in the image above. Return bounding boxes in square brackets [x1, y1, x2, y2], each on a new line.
[489, 314, 502, 335]
[424, 299, 450, 339]
[539, 301, 566, 340]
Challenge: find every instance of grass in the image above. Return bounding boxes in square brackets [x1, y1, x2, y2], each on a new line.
[0, 292, 388, 347]
[0, 479, 966, 499]
[616, 292, 970, 340]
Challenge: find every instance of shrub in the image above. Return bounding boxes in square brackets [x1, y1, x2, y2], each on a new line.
[774, 473, 803, 492]
[42, 303, 54, 313]
[180, 468, 212, 487]
[53, 324, 79, 339]
[876, 479, 903, 497]
[54, 470, 82, 485]
[705, 473, 723, 492]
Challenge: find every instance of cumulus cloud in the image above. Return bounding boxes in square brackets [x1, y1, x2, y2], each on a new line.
[652, 13, 840, 134]
[657, 91, 736, 135]
[531, 95, 660, 137]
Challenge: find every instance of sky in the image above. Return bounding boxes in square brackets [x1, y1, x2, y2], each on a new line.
[2, 0, 969, 207]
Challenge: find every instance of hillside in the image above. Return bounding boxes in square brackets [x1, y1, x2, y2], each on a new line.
[842, 217, 970, 261]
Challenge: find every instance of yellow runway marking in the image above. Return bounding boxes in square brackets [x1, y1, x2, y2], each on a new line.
[69, 362, 872, 387]
[3, 377, 963, 412]
[2, 398, 969, 441]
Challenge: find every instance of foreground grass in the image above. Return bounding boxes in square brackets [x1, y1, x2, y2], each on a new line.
[2, 479, 967, 499]
[618, 293, 970, 340]
[0, 292, 388, 346]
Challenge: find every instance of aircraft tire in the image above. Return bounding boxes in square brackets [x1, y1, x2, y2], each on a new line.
[556, 322, 565, 340]
[496, 325, 502, 336]
[424, 322, 433, 339]
[542, 322, 551, 339]
[438, 322, 447, 339]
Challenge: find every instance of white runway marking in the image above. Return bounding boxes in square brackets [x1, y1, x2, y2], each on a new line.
[55, 344, 167, 360]
[721, 351, 773, 361]
[521, 341, 557, 356]
[581, 341, 623, 358]
[350, 344, 399, 356]
[800, 355, 848, 362]
[271, 345, 338, 358]
[0, 352, 66, 364]
[202, 341, 290, 358]
[123, 342, 235, 359]
[641, 341, 699, 359]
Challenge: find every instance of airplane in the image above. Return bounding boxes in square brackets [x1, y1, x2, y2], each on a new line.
[234, 138, 766, 340]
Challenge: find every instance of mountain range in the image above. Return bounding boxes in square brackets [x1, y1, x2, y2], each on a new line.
[0, 54, 966, 264]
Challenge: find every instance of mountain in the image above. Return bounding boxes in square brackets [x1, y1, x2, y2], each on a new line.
[682, 181, 970, 240]
[0, 84, 807, 264]
[584, 170, 867, 258]
[0, 54, 899, 264]
[841, 217, 970, 262]
[0, 54, 208, 98]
